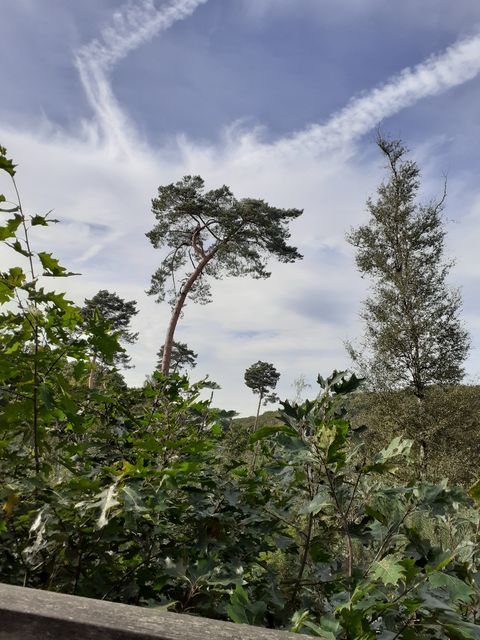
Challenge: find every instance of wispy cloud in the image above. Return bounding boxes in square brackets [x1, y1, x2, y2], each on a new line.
[75, 0, 208, 153]
[4, 3, 480, 412]
[271, 32, 480, 157]
[75, 0, 480, 163]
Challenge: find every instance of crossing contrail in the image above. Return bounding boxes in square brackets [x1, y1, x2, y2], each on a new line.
[75, 1, 480, 160]
[75, 0, 208, 153]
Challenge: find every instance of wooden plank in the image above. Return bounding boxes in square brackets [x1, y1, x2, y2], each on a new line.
[0, 583, 311, 640]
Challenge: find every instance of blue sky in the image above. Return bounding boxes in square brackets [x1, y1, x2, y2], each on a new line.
[1, 0, 480, 413]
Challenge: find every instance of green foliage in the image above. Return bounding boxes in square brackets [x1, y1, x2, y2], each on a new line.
[82, 289, 138, 369]
[348, 385, 480, 484]
[147, 175, 302, 373]
[1, 144, 479, 640]
[245, 360, 281, 436]
[156, 341, 198, 373]
[147, 175, 303, 305]
[347, 135, 470, 398]
[245, 361, 281, 398]
[244, 371, 480, 637]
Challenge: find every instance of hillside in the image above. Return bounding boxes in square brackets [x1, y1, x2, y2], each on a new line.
[233, 385, 480, 486]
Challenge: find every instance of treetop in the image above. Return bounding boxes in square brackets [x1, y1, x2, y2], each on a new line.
[147, 175, 303, 304]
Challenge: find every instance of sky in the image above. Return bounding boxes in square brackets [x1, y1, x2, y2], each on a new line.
[1, 0, 480, 414]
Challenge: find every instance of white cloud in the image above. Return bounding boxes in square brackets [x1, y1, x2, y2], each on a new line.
[1, 2, 479, 413]
[75, 0, 209, 154]
[270, 32, 480, 157]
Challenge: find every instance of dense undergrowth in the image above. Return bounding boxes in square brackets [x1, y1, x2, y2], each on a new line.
[235, 382, 480, 488]
[1, 146, 480, 638]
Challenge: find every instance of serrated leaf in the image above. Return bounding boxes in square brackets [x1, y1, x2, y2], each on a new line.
[0, 214, 22, 240]
[7, 239, 32, 257]
[38, 251, 79, 277]
[331, 372, 364, 395]
[0, 153, 16, 177]
[326, 419, 349, 463]
[1, 266, 25, 291]
[31, 214, 49, 226]
[370, 554, 406, 586]
[373, 436, 412, 464]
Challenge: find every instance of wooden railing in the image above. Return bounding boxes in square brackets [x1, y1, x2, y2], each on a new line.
[0, 582, 311, 640]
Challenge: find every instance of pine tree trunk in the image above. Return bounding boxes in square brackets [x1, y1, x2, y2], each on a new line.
[254, 393, 263, 431]
[161, 248, 219, 375]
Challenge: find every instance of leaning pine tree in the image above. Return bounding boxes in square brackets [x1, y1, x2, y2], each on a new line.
[347, 135, 469, 399]
[147, 176, 302, 374]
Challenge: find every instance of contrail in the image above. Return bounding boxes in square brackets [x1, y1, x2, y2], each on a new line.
[268, 31, 480, 157]
[76, 1, 480, 161]
[75, 0, 208, 153]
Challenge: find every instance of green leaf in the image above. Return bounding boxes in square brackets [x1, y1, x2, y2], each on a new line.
[339, 608, 375, 640]
[0, 267, 26, 296]
[331, 372, 364, 395]
[428, 571, 474, 603]
[372, 436, 412, 465]
[370, 554, 406, 586]
[441, 619, 480, 640]
[362, 462, 398, 474]
[291, 610, 339, 639]
[0, 205, 19, 213]
[226, 603, 250, 625]
[301, 487, 332, 515]
[31, 215, 49, 226]
[325, 419, 349, 463]
[302, 620, 336, 639]
[249, 423, 298, 443]
[38, 251, 79, 277]
[0, 214, 22, 241]
[468, 478, 480, 502]
[0, 152, 16, 177]
[122, 485, 147, 513]
[39, 383, 55, 410]
[8, 239, 32, 257]
[226, 585, 251, 625]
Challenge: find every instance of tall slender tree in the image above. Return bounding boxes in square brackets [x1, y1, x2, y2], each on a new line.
[347, 135, 469, 398]
[147, 176, 302, 374]
[244, 361, 280, 430]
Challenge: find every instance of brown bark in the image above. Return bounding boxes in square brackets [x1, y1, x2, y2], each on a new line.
[161, 247, 219, 375]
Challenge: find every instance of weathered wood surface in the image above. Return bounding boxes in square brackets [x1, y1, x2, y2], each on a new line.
[0, 582, 311, 640]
